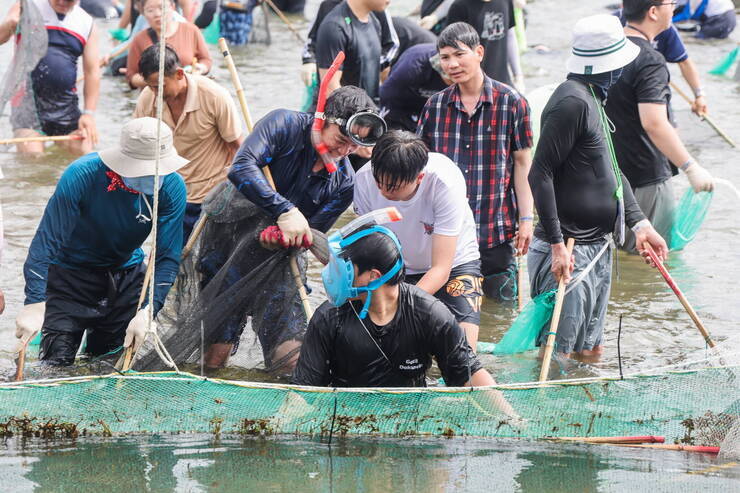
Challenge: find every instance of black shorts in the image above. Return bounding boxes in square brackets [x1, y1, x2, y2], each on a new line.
[406, 260, 483, 325]
[479, 241, 517, 301]
[39, 263, 145, 365]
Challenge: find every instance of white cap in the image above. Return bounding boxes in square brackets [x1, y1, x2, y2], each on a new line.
[566, 14, 640, 75]
[99, 117, 189, 177]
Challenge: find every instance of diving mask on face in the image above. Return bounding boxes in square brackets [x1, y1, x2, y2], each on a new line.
[326, 111, 387, 147]
[122, 175, 165, 195]
[321, 208, 403, 319]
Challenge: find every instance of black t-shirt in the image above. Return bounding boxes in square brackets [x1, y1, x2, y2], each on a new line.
[446, 0, 514, 86]
[315, 1, 383, 101]
[380, 43, 448, 131]
[605, 36, 674, 189]
[391, 16, 437, 65]
[291, 283, 483, 387]
[530, 79, 646, 244]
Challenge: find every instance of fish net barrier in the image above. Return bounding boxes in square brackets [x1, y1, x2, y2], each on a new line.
[0, 0, 48, 137]
[133, 181, 307, 376]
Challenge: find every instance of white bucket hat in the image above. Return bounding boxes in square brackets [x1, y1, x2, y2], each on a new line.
[99, 117, 189, 178]
[566, 14, 640, 75]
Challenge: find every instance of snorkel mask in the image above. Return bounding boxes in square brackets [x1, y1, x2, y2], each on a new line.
[322, 208, 403, 319]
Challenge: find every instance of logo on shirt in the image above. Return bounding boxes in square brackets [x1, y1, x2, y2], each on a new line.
[481, 12, 506, 41]
[421, 221, 434, 235]
[399, 358, 423, 371]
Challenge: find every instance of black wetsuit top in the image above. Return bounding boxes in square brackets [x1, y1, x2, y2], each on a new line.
[605, 36, 675, 189]
[292, 283, 482, 387]
[529, 79, 646, 244]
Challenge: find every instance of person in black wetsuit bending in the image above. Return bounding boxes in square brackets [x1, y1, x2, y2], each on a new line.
[291, 218, 519, 424]
[528, 14, 668, 363]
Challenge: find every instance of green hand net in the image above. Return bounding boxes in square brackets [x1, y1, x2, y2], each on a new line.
[670, 189, 713, 251]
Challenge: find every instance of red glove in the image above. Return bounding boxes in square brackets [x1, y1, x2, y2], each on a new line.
[260, 225, 312, 249]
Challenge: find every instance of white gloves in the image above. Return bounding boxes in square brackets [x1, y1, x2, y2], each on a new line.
[300, 62, 316, 86]
[683, 161, 714, 193]
[15, 302, 45, 347]
[418, 14, 438, 30]
[124, 309, 152, 353]
[277, 207, 313, 247]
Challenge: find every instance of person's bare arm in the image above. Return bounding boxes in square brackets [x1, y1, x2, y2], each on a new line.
[415, 234, 456, 295]
[178, 0, 195, 22]
[677, 58, 707, 116]
[318, 68, 342, 94]
[638, 102, 691, 166]
[118, 0, 132, 28]
[0, 2, 20, 45]
[79, 25, 101, 146]
[513, 148, 533, 255]
[467, 368, 520, 421]
[226, 135, 245, 155]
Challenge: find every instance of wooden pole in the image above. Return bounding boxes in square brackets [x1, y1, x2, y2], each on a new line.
[548, 435, 665, 444]
[643, 243, 716, 348]
[118, 255, 155, 371]
[15, 341, 29, 382]
[261, 0, 305, 43]
[218, 37, 313, 320]
[670, 82, 736, 148]
[0, 134, 83, 146]
[538, 237, 575, 382]
[616, 443, 720, 454]
[517, 254, 525, 312]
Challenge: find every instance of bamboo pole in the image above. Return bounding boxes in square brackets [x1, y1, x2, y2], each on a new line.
[15, 341, 29, 382]
[0, 134, 83, 145]
[219, 37, 313, 320]
[616, 443, 720, 454]
[538, 237, 575, 382]
[670, 82, 736, 148]
[118, 255, 155, 371]
[517, 254, 525, 312]
[548, 435, 665, 444]
[643, 243, 716, 348]
[262, 0, 305, 43]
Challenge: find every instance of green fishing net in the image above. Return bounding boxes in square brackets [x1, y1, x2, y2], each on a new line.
[670, 189, 713, 251]
[203, 15, 220, 45]
[301, 74, 318, 112]
[709, 46, 738, 77]
[493, 290, 556, 355]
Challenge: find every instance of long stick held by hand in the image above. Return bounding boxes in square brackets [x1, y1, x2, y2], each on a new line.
[0, 134, 83, 146]
[669, 82, 736, 148]
[262, 0, 305, 43]
[218, 37, 313, 320]
[539, 237, 575, 382]
[643, 243, 716, 348]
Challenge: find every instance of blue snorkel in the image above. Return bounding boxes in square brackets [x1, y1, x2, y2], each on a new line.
[322, 208, 404, 319]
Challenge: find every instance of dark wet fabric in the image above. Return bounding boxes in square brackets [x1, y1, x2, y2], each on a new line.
[228, 109, 354, 231]
[292, 283, 482, 387]
[530, 79, 645, 245]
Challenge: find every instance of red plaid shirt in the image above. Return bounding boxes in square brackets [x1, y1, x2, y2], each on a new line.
[417, 75, 532, 249]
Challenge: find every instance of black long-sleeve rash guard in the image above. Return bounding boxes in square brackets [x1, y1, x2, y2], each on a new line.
[529, 79, 646, 245]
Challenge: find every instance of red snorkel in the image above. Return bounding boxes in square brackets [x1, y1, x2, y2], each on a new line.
[312, 51, 346, 173]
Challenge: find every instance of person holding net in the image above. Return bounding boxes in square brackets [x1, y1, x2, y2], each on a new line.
[194, 85, 387, 374]
[292, 216, 519, 423]
[13, 118, 188, 366]
[528, 15, 668, 363]
[0, 0, 100, 155]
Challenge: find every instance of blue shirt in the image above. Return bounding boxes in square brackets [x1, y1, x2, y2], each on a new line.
[24, 153, 187, 312]
[228, 109, 354, 233]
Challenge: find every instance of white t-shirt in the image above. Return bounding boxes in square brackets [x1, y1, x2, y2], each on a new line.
[354, 152, 480, 275]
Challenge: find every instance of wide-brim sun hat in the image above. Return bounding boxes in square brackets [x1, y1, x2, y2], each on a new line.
[99, 117, 189, 177]
[566, 14, 640, 75]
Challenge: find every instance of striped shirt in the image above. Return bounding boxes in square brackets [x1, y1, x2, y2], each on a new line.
[417, 75, 532, 249]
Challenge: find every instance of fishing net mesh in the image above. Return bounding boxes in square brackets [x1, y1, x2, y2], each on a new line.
[670, 189, 713, 251]
[493, 290, 555, 355]
[0, 0, 48, 137]
[132, 181, 308, 377]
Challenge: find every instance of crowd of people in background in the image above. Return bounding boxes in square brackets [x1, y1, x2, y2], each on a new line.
[0, 0, 738, 396]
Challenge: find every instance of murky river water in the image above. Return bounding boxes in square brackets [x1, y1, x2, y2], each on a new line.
[0, 0, 739, 489]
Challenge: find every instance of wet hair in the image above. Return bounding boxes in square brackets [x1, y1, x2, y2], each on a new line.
[324, 86, 378, 121]
[342, 225, 405, 286]
[437, 22, 481, 51]
[371, 130, 428, 192]
[623, 0, 663, 22]
[139, 44, 181, 79]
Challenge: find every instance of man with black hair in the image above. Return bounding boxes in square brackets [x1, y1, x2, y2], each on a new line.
[200, 85, 386, 370]
[292, 223, 506, 401]
[417, 22, 534, 302]
[607, 0, 714, 252]
[354, 130, 484, 350]
[133, 44, 244, 244]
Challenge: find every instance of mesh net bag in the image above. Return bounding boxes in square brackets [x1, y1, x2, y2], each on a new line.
[133, 181, 308, 376]
[670, 188, 713, 251]
[0, 0, 48, 136]
[493, 290, 555, 355]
